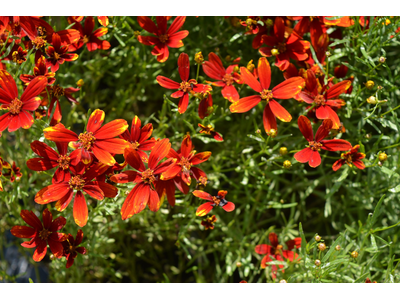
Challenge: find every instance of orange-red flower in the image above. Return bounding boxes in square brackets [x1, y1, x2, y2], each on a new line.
[43, 109, 129, 166]
[0, 71, 47, 132]
[45, 33, 79, 72]
[198, 123, 223, 141]
[255, 232, 301, 279]
[193, 190, 235, 217]
[68, 16, 110, 52]
[201, 215, 217, 230]
[259, 17, 310, 71]
[61, 229, 87, 268]
[119, 115, 156, 162]
[202, 52, 241, 102]
[110, 138, 176, 220]
[299, 69, 351, 129]
[137, 16, 189, 63]
[34, 162, 116, 227]
[332, 145, 366, 171]
[11, 208, 67, 262]
[230, 57, 305, 135]
[20, 55, 56, 85]
[294, 116, 352, 168]
[157, 52, 211, 114]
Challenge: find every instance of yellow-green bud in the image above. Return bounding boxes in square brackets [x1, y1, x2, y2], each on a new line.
[283, 160, 291, 169]
[379, 57, 386, 63]
[247, 60, 255, 72]
[279, 147, 288, 156]
[236, 262, 242, 267]
[335, 245, 341, 251]
[76, 79, 84, 87]
[315, 259, 321, 266]
[351, 251, 359, 258]
[318, 243, 326, 251]
[365, 80, 374, 89]
[314, 235, 321, 242]
[378, 152, 388, 162]
[279, 279, 287, 283]
[271, 48, 280, 56]
[194, 52, 204, 64]
[367, 96, 377, 105]
[269, 129, 277, 138]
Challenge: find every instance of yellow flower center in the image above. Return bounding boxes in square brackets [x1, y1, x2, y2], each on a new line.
[57, 155, 71, 170]
[159, 34, 169, 43]
[260, 89, 273, 102]
[78, 132, 96, 150]
[141, 168, 155, 184]
[69, 175, 85, 190]
[179, 157, 192, 172]
[8, 99, 23, 115]
[222, 73, 234, 86]
[309, 141, 323, 151]
[39, 229, 51, 240]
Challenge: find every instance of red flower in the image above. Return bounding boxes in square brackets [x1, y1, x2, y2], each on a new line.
[193, 190, 235, 217]
[299, 69, 351, 129]
[202, 52, 241, 102]
[198, 123, 223, 141]
[35, 162, 116, 227]
[68, 16, 111, 52]
[255, 232, 301, 279]
[161, 134, 211, 185]
[61, 229, 87, 268]
[157, 52, 211, 113]
[119, 115, 156, 162]
[332, 145, 366, 171]
[10, 208, 67, 262]
[294, 116, 352, 168]
[45, 33, 79, 72]
[20, 55, 56, 85]
[201, 215, 217, 230]
[0, 71, 47, 132]
[110, 138, 176, 220]
[198, 92, 213, 120]
[137, 16, 189, 63]
[259, 17, 310, 71]
[230, 57, 305, 135]
[43, 109, 129, 166]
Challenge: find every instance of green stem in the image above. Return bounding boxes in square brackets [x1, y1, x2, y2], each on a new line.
[381, 104, 400, 116]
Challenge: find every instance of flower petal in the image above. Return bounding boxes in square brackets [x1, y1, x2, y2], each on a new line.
[178, 52, 190, 81]
[294, 148, 313, 163]
[257, 57, 271, 90]
[86, 109, 105, 133]
[308, 150, 321, 168]
[326, 80, 351, 99]
[315, 119, 333, 142]
[192, 190, 213, 200]
[156, 76, 180, 90]
[196, 202, 214, 217]
[269, 100, 292, 122]
[229, 95, 261, 113]
[94, 119, 129, 139]
[148, 138, 171, 170]
[240, 67, 262, 92]
[272, 77, 305, 99]
[297, 115, 314, 142]
[321, 139, 352, 151]
[255, 244, 272, 255]
[73, 191, 88, 227]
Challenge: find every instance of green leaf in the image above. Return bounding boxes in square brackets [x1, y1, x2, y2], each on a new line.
[299, 222, 306, 258]
[389, 184, 400, 193]
[322, 235, 342, 262]
[354, 272, 370, 283]
[369, 194, 385, 228]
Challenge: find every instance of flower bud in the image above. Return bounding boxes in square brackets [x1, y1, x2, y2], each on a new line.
[335, 245, 341, 251]
[283, 160, 291, 169]
[133, 30, 141, 39]
[351, 251, 358, 258]
[367, 96, 377, 105]
[377, 85, 383, 90]
[268, 129, 277, 138]
[379, 56, 386, 63]
[314, 235, 321, 242]
[194, 52, 204, 64]
[76, 79, 84, 87]
[315, 259, 321, 266]
[318, 243, 326, 251]
[271, 48, 280, 56]
[279, 279, 287, 283]
[225, 55, 231, 62]
[378, 152, 388, 162]
[279, 147, 288, 156]
[247, 60, 255, 72]
[236, 262, 242, 268]
[365, 80, 374, 89]
[378, 161, 383, 167]
[265, 19, 274, 27]
[255, 129, 261, 134]
[50, 254, 56, 260]
[326, 51, 331, 57]
[233, 66, 239, 73]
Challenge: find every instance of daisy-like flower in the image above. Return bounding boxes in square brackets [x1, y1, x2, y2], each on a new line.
[137, 16, 189, 63]
[332, 145, 366, 171]
[43, 109, 129, 166]
[20, 55, 56, 85]
[255, 232, 301, 279]
[61, 229, 87, 268]
[193, 190, 235, 217]
[45, 33, 79, 72]
[157, 52, 211, 113]
[294, 116, 352, 168]
[11, 208, 67, 262]
[198, 123, 223, 141]
[201, 215, 217, 230]
[119, 115, 156, 162]
[230, 57, 305, 135]
[0, 71, 47, 132]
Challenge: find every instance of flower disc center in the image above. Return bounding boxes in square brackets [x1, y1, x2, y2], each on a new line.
[8, 98, 23, 115]
[78, 132, 96, 150]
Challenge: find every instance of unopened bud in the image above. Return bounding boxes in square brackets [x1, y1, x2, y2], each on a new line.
[314, 235, 321, 242]
[378, 161, 383, 167]
[326, 51, 331, 57]
[133, 30, 141, 39]
[247, 60, 255, 72]
[50, 254, 56, 260]
[279, 147, 288, 156]
[268, 129, 277, 138]
[225, 55, 231, 62]
[271, 48, 280, 56]
[194, 52, 204, 64]
[318, 243, 326, 251]
[378, 152, 388, 162]
[236, 262, 242, 267]
[76, 79, 84, 87]
[233, 66, 239, 73]
[365, 133, 371, 139]
[377, 85, 383, 90]
[335, 245, 341, 251]
[283, 160, 291, 169]
[367, 96, 377, 105]
[351, 251, 359, 258]
[315, 259, 321, 266]
[279, 279, 287, 283]
[256, 129, 261, 134]
[365, 80, 374, 89]
[265, 19, 274, 27]
[379, 56, 386, 63]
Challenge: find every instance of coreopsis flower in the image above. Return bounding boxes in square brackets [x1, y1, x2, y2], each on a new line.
[157, 52, 211, 114]
[197, 91, 213, 119]
[240, 17, 271, 49]
[27, 141, 79, 182]
[230, 57, 305, 135]
[255, 232, 301, 279]
[201, 215, 217, 230]
[137, 16, 189, 63]
[0, 156, 11, 191]
[161, 134, 210, 185]
[365, 278, 377, 283]
[11, 46, 28, 64]
[35, 162, 116, 227]
[119, 116, 156, 162]
[2, 161, 22, 182]
[299, 69, 351, 129]
[259, 17, 310, 71]
[61, 229, 87, 268]
[198, 123, 223, 141]
[45, 33, 79, 72]
[110, 138, 176, 220]
[332, 145, 366, 171]
[68, 16, 109, 27]
[0, 71, 47, 132]
[202, 52, 241, 102]
[10, 208, 67, 262]
[294, 116, 352, 168]
[20, 55, 56, 85]
[193, 190, 235, 217]
[68, 16, 111, 52]
[43, 109, 129, 166]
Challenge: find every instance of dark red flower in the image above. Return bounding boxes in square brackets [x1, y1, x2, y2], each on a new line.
[255, 232, 301, 279]
[198, 123, 223, 141]
[45, 33, 79, 72]
[332, 145, 366, 171]
[294, 116, 352, 168]
[137, 16, 189, 63]
[193, 190, 235, 217]
[201, 215, 217, 230]
[11, 208, 67, 262]
[20, 55, 56, 85]
[61, 229, 87, 268]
